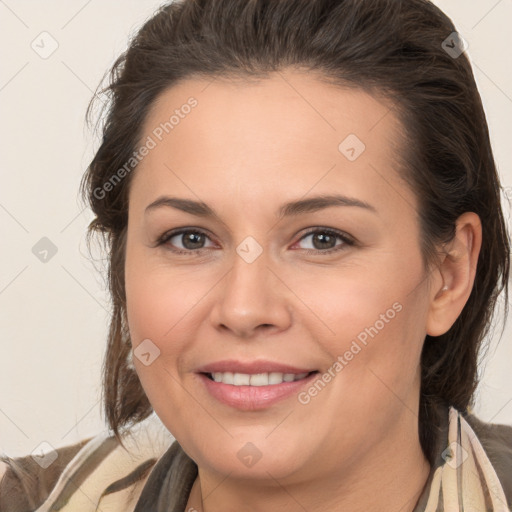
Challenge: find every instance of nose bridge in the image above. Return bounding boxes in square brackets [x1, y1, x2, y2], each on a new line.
[211, 241, 292, 337]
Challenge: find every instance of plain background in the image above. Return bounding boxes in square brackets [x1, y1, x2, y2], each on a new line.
[1, 0, 511, 458]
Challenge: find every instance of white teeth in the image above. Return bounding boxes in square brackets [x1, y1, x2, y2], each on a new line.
[233, 373, 250, 385]
[222, 371, 234, 384]
[250, 373, 269, 386]
[268, 372, 284, 385]
[210, 371, 310, 386]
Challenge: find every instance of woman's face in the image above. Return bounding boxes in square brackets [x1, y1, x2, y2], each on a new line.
[125, 70, 436, 482]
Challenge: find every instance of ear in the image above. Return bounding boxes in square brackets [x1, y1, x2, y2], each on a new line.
[426, 212, 482, 337]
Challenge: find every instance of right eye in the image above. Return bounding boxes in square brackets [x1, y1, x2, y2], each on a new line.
[157, 229, 217, 254]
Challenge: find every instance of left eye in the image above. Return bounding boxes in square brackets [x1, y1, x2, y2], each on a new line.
[295, 229, 353, 251]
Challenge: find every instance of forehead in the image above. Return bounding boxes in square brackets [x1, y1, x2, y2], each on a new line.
[130, 70, 412, 215]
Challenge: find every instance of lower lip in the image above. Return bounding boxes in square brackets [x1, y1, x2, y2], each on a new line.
[198, 372, 318, 411]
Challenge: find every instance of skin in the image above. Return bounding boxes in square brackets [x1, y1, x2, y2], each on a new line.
[124, 69, 481, 512]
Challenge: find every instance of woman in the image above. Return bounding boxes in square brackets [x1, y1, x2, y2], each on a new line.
[1, 0, 511, 510]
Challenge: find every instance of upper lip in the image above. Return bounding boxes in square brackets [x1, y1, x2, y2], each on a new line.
[196, 360, 317, 375]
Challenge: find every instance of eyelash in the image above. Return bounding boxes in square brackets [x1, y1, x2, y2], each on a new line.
[156, 227, 355, 256]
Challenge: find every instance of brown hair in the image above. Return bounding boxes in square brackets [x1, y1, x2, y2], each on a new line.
[80, 0, 510, 464]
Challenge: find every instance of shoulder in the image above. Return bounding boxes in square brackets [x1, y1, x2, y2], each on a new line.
[0, 437, 91, 511]
[464, 410, 512, 505]
[0, 413, 175, 512]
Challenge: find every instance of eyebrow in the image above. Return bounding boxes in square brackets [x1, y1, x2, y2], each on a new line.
[144, 194, 376, 218]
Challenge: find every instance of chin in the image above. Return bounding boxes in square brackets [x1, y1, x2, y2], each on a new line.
[188, 433, 312, 481]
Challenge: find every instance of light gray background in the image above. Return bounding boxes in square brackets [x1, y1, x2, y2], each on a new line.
[1, 0, 511, 457]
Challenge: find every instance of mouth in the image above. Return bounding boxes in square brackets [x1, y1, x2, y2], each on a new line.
[197, 369, 320, 410]
[202, 370, 319, 386]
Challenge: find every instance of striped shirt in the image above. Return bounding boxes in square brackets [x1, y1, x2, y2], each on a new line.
[1, 406, 511, 511]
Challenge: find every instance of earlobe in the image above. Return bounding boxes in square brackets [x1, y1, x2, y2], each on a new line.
[426, 212, 482, 337]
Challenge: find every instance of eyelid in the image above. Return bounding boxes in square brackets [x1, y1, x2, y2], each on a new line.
[298, 227, 355, 243]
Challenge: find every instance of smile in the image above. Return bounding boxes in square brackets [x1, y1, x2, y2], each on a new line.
[198, 370, 319, 410]
[206, 371, 313, 386]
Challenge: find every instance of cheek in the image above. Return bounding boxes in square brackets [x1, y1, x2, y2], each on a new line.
[297, 253, 428, 392]
[124, 262, 198, 420]
[124, 250, 221, 412]
[308, 287, 426, 445]
[126, 273, 192, 343]
[125, 242, 210, 346]
[300, 265, 423, 346]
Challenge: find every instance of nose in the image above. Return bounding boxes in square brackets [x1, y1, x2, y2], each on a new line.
[209, 248, 293, 339]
